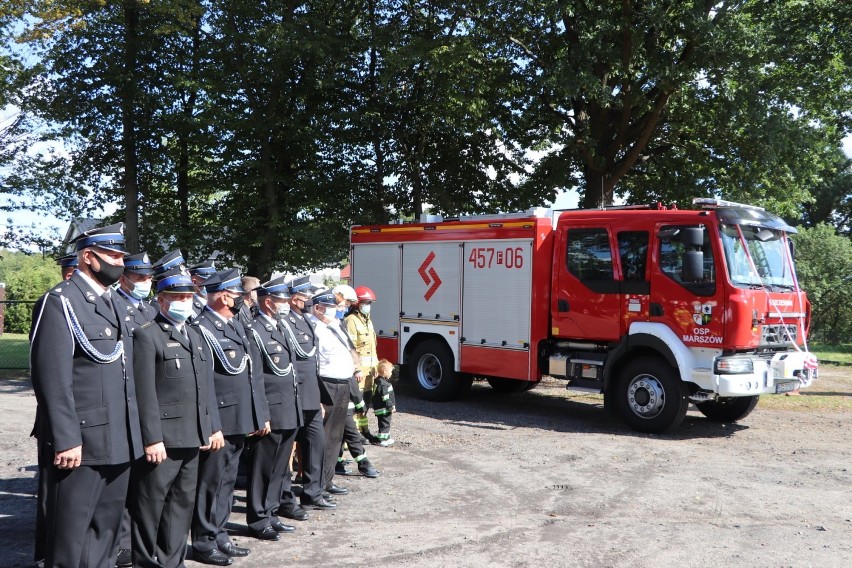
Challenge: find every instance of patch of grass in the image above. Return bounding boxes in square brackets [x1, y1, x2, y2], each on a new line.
[0, 333, 30, 370]
[810, 343, 852, 365]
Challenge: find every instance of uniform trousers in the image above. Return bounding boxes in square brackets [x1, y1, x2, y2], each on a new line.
[192, 435, 245, 553]
[34, 462, 48, 565]
[320, 379, 351, 490]
[290, 409, 326, 505]
[44, 462, 131, 568]
[377, 413, 393, 437]
[340, 413, 366, 461]
[247, 428, 297, 531]
[132, 448, 200, 568]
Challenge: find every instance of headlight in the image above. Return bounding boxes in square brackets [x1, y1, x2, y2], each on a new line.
[715, 357, 754, 374]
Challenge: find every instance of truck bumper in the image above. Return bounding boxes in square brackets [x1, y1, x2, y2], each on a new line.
[712, 351, 818, 396]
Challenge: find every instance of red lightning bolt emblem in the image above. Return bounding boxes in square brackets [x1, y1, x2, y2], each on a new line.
[418, 251, 442, 301]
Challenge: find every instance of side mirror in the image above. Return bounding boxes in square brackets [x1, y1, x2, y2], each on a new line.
[681, 226, 704, 247]
[682, 250, 704, 282]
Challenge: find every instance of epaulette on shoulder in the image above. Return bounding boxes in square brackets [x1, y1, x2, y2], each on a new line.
[49, 280, 72, 295]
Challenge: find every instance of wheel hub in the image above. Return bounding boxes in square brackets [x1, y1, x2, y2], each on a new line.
[627, 375, 666, 419]
[416, 353, 443, 390]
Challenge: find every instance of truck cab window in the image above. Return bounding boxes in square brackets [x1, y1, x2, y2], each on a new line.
[618, 231, 649, 281]
[567, 228, 614, 282]
[658, 225, 716, 296]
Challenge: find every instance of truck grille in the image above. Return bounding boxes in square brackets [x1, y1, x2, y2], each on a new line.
[761, 324, 797, 345]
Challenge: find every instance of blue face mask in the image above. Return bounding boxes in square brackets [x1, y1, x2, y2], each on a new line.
[335, 308, 346, 319]
[166, 299, 194, 323]
[129, 280, 152, 300]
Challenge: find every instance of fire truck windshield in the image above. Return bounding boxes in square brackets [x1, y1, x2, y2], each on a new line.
[720, 224, 795, 290]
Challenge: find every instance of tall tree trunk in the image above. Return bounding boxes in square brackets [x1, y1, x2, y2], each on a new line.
[177, 13, 202, 232]
[121, 1, 139, 251]
[368, 0, 388, 224]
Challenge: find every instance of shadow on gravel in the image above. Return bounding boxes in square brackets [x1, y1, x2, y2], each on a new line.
[394, 379, 749, 441]
[0, 377, 34, 394]
[0, 473, 38, 568]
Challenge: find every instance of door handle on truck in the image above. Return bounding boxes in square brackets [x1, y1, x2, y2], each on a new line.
[558, 299, 569, 312]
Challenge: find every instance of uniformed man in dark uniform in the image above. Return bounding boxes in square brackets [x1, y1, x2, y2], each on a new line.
[131, 267, 225, 567]
[58, 253, 78, 280]
[188, 259, 215, 314]
[29, 222, 143, 568]
[116, 252, 157, 322]
[191, 268, 270, 565]
[32, 253, 81, 567]
[245, 276, 302, 540]
[113, 252, 157, 567]
[279, 276, 335, 512]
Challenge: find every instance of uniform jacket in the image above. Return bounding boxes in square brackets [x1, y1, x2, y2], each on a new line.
[344, 312, 378, 369]
[133, 313, 221, 448]
[279, 310, 332, 411]
[192, 308, 269, 436]
[116, 288, 157, 331]
[249, 313, 303, 431]
[29, 272, 143, 465]
[373, 377, 396, 416]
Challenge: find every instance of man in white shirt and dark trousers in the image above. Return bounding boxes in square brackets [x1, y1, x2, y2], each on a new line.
[307, 291, 361, 498]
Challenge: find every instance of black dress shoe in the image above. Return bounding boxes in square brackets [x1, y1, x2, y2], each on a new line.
[219, 543, 251, 557]
[116, 548, 133, 567]
[326, 484, 349, 495]
[279, 505, 309, 521]
[250, 526, 280, 541]
[271, 520, 296, 533]
[194, 549, 233, 566]
[302, 497, 337, 510]
[358, 462, 380, 478]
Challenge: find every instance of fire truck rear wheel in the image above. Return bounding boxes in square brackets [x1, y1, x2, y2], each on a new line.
[616, 357, 689, 433]
[409, 339, 464, 401]
[695, 395, 759, 422]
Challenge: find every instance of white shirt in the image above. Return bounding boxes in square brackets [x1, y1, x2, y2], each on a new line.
[308, 315, 355, 380]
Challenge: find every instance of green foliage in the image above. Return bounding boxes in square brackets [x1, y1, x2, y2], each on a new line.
[809, 343, 852, 366]
[1, 0, 851, 271]
[792, 225, 852, 343]
[0, 250, 61, 334]
[0, 333, 30, 369]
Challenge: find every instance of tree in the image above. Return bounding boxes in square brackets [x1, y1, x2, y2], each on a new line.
[0, 250, 60, 334]
[792, 224, 852, 343]
[483, 0, 852, 209]
[345, 0, 538, 220]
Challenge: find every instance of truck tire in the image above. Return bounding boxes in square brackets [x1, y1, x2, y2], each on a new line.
[486, 377, 530, 394]
[695, 395, 759, 422]
[615, 357, 689, 433]
[409, 339, 464, 401]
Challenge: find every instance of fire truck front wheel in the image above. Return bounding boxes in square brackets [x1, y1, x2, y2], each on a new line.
[409, 339, 470, 401]
[695, 395, 759, 422]
[615, 357, 689, 433]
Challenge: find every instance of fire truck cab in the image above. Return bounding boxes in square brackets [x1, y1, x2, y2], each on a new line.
[349, 198, 817, 433]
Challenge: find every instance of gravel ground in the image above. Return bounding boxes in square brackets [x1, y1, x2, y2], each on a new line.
[1, 367, 850, 568]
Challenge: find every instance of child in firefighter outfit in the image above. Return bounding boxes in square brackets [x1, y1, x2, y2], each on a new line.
[372, 359, 396, 446]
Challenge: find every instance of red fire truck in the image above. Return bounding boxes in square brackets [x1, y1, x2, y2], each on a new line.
[349, 198, 817, 432]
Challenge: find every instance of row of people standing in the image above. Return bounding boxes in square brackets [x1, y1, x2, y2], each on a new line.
[30, 222, 388, 568]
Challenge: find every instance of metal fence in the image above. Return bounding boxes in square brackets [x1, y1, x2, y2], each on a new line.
[0, 300, 35, 370]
